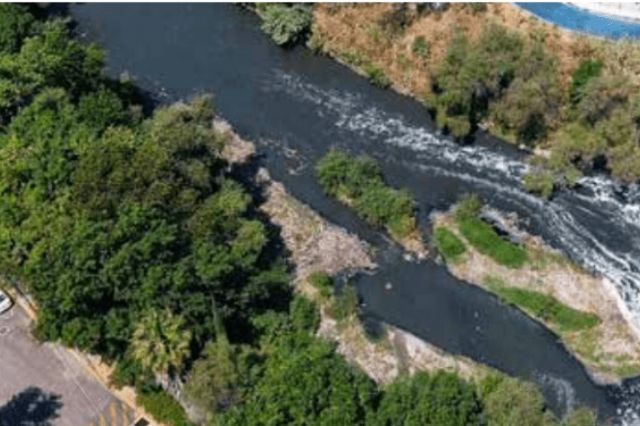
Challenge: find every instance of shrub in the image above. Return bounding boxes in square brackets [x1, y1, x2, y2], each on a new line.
[308, 271, 333, 299]
[453, 193, 482, 221]
[523, 170, 554, 199]
[486, 277, 600, 332]
[316, 150, 417, 241]
[457, 217, 527, 268]
[434, 227, 466, 262]
[411, 35, 430, 59]
[289, 295, 320, 333]
[137, 388, 193, 426]
[374, 371, 482, 426]
[480, 375, 553, 426]
[327, 284, 359, 323]
[570, 59, 603, 104]
[378, 4, 412, 37]
[363, 64, 391, 88]
[259, 4, 312, 47]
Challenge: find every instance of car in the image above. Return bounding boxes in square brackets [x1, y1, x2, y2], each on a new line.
[0, 289, 12, 314]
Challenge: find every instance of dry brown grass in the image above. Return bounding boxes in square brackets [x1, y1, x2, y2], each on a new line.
[312, 3, 640, 108]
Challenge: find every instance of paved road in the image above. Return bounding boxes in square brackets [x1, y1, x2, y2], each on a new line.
[0, 306, 135, 426]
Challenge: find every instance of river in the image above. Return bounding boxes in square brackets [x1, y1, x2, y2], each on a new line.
[69, 4, 640, 424]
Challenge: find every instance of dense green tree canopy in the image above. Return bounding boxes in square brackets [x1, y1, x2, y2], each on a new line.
[0, 6, 289, 371]
[217, 333, 377, 426]
[373, 371, 482, 426]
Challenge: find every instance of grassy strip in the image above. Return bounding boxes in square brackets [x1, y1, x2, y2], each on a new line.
[486, 277, 600, 332]
[316, 149, 417, 242]
[433, 227, 466, 262]
[457, 217, 527, 268]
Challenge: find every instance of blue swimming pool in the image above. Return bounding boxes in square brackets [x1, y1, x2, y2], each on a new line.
[518, 3, 640, 39]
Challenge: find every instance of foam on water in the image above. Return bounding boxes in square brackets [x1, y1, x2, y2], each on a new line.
[268, 71, 640, 420]
[268, 70, 640, 333]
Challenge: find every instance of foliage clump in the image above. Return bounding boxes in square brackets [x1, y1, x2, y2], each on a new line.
[258, 4, 312, 47]
[308, 271, 333, 299]
[316, 149, 417, 242]
[411, 35, 429, 60]
[373, 371, 482, 426]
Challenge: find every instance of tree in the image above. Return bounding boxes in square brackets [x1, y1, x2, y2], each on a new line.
[0, 4, 35, 54]
[480, 375, 556, 426]
[373, 371, 482, 426]
[491, 40, 561, 145]
[217, 334, 377, 425]
[258, 4, 312, 47]
[429, 24, 523, 138]
[184, 340, 252, 419]
[130, 309, 192, 376]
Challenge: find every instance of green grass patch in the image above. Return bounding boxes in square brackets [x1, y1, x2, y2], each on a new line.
[457, 217, 527, 268]
[433, 227, 466, 262]
[485, 277, 600, 332]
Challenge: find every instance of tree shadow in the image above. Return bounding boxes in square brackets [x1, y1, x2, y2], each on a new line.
[0, 387, 63, 426]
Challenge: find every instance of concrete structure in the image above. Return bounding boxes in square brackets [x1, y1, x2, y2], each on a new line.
[570, 2, 640, 22]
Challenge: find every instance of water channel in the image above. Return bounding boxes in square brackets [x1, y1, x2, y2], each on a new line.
[69, 4, 640, 423]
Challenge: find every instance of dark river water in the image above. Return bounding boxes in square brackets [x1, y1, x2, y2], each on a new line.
[69, 4, 640, 424]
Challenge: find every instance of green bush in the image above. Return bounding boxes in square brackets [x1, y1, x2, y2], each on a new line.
[434, 227, 466, 262]
[137, 388, 193, 426]
[457, 217, 527, 268]
[373, 371, 482, 426]
[479, 374, 554, 426]
[316, 150, 417, 241]
[327, 285, 359, 323]
[570, 59, 603, 104]
[289, 295, 320, 333]
[453, 193, 482, 221]
[308, 271, 333, 299]
[486, 277, 600, 332]
[258, 4, 312, 47]
[363, 64, 391, 88]
[411, 35, 430, 60]
[523, 170, 555, 199]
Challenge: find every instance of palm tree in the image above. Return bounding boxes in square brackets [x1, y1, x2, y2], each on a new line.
[130, 308, 192, 376]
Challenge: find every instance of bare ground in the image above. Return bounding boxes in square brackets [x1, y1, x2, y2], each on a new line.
[433, 211, 640, 383]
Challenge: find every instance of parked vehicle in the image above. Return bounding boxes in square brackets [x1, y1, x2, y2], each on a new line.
[0, 289, 12, 314]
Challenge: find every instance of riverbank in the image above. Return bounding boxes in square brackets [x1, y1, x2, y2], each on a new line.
[217, 118, 488, 384]
[432, 208, 640, 384]
[310, 3, 640, 185]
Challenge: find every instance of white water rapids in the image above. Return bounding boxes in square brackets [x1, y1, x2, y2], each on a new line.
[269, 71, 640, 338]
